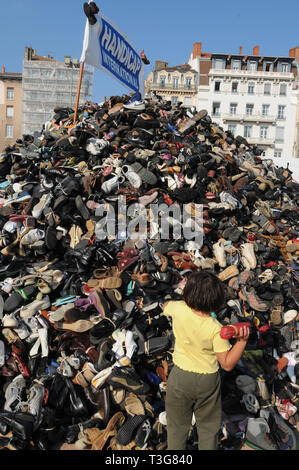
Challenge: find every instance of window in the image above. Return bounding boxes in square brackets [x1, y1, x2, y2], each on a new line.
[160, 75, 166, 87]
[168, 73, 171, 83]
[214, 81, 221, 92]
[248, 61, 257, 71]
[262, 104, 270, 116]
[264, 82, 271, 95]
[246, 104, 254, 115]
[228, 124, 237, 136]
[171, 96, 178, 105]
[248, 82, 255, 94]
[231, 59, 241, 70]
[281, 63, 290, 72]
[244, 125, 252, 138]
[263, 62, 273, 72]
[185, 77, 192, 89]
[184, 97, 192, 107]
[181, 74, 184, 84]
[214, 58, 225, 70]
[280, 83, 287, 96]
[277, 105, 286, 120]
[6, 106, 14, 118]
[275, 126, 284, 142]
[260, 126, 268, 139]
[274, 150, 282, 158]
[172, 77, 179, 89]
[232, 82, 238, 93]
[212, 102, 220, 116]
[7, 88, 14, 100]
[5, 125, 13, 137]
[230, 103, 237, 115]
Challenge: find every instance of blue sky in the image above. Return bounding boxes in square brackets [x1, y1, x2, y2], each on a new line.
[1, 0, 299, 103]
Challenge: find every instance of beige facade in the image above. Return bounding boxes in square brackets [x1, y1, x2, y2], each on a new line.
[145, 60, 198, 107]
[0, 68, 22, 152]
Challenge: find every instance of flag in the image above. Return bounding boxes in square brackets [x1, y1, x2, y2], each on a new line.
[80, 9, 144, 95]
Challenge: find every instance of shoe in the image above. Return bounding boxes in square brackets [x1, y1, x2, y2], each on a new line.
[83, 2, 97, 25]
[27, 381, 45, 429]
[4, 375, 26, 412]
[108, 366, 151, 395]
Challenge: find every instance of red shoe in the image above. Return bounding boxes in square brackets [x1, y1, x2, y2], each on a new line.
[220, 322, 251, 339]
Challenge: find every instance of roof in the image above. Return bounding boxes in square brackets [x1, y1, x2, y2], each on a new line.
[0, 72, 22, 81]
[158, 63, 197, 74]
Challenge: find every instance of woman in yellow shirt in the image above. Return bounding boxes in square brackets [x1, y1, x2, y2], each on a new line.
[163, 270, 250, 450]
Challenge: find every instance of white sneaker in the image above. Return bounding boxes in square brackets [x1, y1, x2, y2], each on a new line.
[124, 100, 145, 111]
[240, 243, 256, 269]
[21, 228, 45, 246]
[213, 240, 227, 268]
[122, 165, 142, 189]
[32, 193, 52, 219]
[4, 374, 26, 412]
[101, 175, 125, 194]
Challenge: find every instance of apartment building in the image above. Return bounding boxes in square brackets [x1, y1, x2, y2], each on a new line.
[22, 47, 94, 136]
[145, 60, 198, 107]
[0, 68, 22, 151]
[188, 42, 299, 159]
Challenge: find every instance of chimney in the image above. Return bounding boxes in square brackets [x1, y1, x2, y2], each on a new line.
[253, 45, 260, 56]
[193, 42, 202, 59]
[1, 66, 5, 73]
[155, 60, 168, 71]
[239, 46, 243, 55]
[291, 46, 299, 60]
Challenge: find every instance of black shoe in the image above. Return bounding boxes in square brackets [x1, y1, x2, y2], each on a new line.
[108, 366, 151, 395]
[83, 2, 97, 25]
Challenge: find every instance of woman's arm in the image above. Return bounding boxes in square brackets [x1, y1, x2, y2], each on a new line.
[215, 326, 250, 372]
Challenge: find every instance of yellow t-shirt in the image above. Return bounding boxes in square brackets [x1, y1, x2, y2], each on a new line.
[163, 300, 231, 374]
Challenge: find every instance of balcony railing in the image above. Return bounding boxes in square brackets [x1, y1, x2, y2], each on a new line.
[209, 68, 294, 80]
[246, 137, 274, 146]
[222, 113, 276, 123]
[148, 83, 197, 92]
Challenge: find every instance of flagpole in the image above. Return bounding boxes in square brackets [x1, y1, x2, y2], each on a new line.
[73, 61, 85, 124]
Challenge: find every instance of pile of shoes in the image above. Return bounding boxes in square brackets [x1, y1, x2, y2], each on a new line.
[0, 91, 298, 450]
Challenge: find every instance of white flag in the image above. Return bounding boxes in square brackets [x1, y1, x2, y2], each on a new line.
[81, 9, 144, 95]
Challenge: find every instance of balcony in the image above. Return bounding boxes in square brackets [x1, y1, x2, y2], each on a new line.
[246, 137, 274, 146]
[209, 68, 294, 81]
[222, 113, 276, 123]
[148, 83, 197, 93]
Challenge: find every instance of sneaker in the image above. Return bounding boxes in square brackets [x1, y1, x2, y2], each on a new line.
[124, 100, 146, 111]
[27, 381, 45, 429]
[20, 296, 51, 319]
[4, 374, 26, 412]
[108, 366, 151, 395]
[32, 193, 52, 219]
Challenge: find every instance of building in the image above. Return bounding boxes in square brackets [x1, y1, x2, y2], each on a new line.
[21, 47, 94, 136]
[145, 60, 198, 107]
[188, 42, 299, 159]
[292, 47, 299, 159]
[0, 67, 22, 151]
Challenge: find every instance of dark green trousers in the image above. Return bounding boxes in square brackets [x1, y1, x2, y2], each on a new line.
[165, 365, 222, 450]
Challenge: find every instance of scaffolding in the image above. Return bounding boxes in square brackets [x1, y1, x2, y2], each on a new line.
[21, 59, 94, 135]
